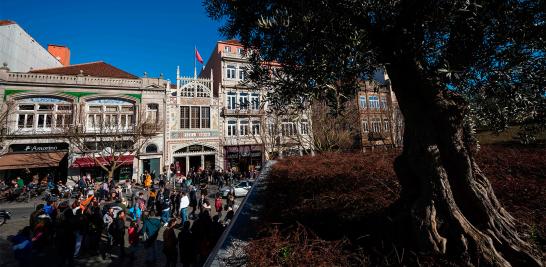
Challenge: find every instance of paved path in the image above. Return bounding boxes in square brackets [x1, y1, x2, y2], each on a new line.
[0, 182, 242, 267]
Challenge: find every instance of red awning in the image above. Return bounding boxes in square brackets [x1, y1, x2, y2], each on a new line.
[70, 155, 134, 168]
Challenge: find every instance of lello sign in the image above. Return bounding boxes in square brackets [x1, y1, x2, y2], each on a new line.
[10, 143, 69, 153]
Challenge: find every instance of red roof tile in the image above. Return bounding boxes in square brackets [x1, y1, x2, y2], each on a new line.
[0, 20, 16, 26]
[221, 39, 242, 46]
[30, 61, 138, 79]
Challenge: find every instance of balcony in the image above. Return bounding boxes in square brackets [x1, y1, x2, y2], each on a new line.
[221, 51, 246, 60]
[221, 107, 264, 117]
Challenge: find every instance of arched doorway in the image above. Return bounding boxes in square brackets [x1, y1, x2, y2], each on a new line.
[172, 144, 217, 175]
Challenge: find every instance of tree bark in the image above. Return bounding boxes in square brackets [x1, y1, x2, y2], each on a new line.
[385, 59, 541, 266]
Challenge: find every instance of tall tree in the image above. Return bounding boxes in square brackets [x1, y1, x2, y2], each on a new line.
[65, 109, 163, 182]
[204, 0, 545, 265]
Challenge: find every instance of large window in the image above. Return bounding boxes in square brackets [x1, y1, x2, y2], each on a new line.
[239, 68, 245, 80]
[240, 120, 249, 136]
[300, 120, 309, 135]
[180, 106, 210, 129]
[359, 96, 367, 108]
[86, 98, 134, 130]
[383, 119, 390, 132]
[191, 107, 201, 128]
[252, 120, 260, 135]
[251, 93, 260, 110]
[380, 96, 388, 109]
[362, 120, 369, 132]
[224, 46, 231, 53]
[201, 107, 210, 128]
[371, 118, 382, 132]
[227, 92, 237, 110]
[226, 65, 236, 79]
[17, 114, 34, 128]
[180, 106, 190, 129]
[282, 121, 297, 136]
[227, 120, 237, 136]
[239, 92, 249, 110]
[369, 96, 380, 109]
[15, 97, 73, 131]
[146, 103, 159, 123]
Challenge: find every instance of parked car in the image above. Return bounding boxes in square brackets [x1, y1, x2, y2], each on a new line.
[220, 180, 254, 198]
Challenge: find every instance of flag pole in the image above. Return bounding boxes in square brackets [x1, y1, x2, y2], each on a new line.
[194, 45, 197, 79]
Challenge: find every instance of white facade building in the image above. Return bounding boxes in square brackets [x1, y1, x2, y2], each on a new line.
[0, 20, 62, 72]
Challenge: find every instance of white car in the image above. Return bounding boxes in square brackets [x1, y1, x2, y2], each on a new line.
[221, 180, 254, 197]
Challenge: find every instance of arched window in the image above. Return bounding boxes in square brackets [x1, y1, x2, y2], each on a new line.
[86, 98, 135, 130]
[145, 144, 158, 153]
[15, 96, 73, 131]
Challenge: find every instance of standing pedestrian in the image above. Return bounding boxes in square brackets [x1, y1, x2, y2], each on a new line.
[179, 192, 189, 226]
[127, 221, 140, 263]
[163, 218, 178, 267]
[189, 186, 197, 219]
[178, 221, 195, 267]
[102, 208, 114, 259]
[141, 211, 161, 264]
[214, 193, 223, 218]
[111, 210, 126, 259]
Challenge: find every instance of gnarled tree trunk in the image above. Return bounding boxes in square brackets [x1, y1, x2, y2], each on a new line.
[386, 59, 541, 266]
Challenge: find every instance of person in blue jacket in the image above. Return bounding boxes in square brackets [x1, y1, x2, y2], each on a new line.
[141, 210, 162, 264]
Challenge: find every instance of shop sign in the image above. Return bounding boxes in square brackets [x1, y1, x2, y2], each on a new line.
[170, 130, 219, 139]
[188, 145, 202, 152]
[10, 143, 68, 152]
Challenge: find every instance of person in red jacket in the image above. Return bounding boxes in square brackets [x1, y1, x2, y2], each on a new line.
[128, 221, 140, 263]
[214, 193, 223, 218]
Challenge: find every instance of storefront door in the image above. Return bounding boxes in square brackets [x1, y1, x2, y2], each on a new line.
[143, 158, 160, 178]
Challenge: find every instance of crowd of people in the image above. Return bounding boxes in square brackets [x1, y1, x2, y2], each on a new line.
[5, 167, 255, 267]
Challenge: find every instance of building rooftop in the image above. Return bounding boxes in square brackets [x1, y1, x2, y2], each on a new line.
[0, 20, 16, 26]
[220, 39, 242, 46]
[30, 61, 139, 79]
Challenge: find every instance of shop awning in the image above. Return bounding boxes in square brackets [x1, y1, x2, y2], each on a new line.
[70, 155, 134, 168]
[0, 152, 67, 170]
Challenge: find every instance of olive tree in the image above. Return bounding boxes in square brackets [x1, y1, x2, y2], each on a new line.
[204, 0, 544, 265]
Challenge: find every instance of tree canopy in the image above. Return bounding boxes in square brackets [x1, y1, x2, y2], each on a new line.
[206, 0, 544, 140]
[205, 0, 545, 265]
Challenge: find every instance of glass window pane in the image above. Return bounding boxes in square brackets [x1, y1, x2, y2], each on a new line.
[19, 105, 34, 111]
[191, 106, 200, 128]
[38, 104, 53, 110]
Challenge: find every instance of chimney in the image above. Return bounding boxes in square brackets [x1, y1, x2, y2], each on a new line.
[48, 44, 70, 66]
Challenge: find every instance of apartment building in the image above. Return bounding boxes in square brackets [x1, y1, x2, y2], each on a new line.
[201, 40, 313, 171]
[0, 20, 64, 72]
[358, 71, 403, 149]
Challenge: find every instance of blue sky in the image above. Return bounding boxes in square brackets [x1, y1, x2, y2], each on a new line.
[0, 0, 225, 81]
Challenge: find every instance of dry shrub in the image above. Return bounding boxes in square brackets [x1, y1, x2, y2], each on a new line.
[245, 145, 545, 265]
[477, 144, 546, 249]
[245, 224, 368, 266]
